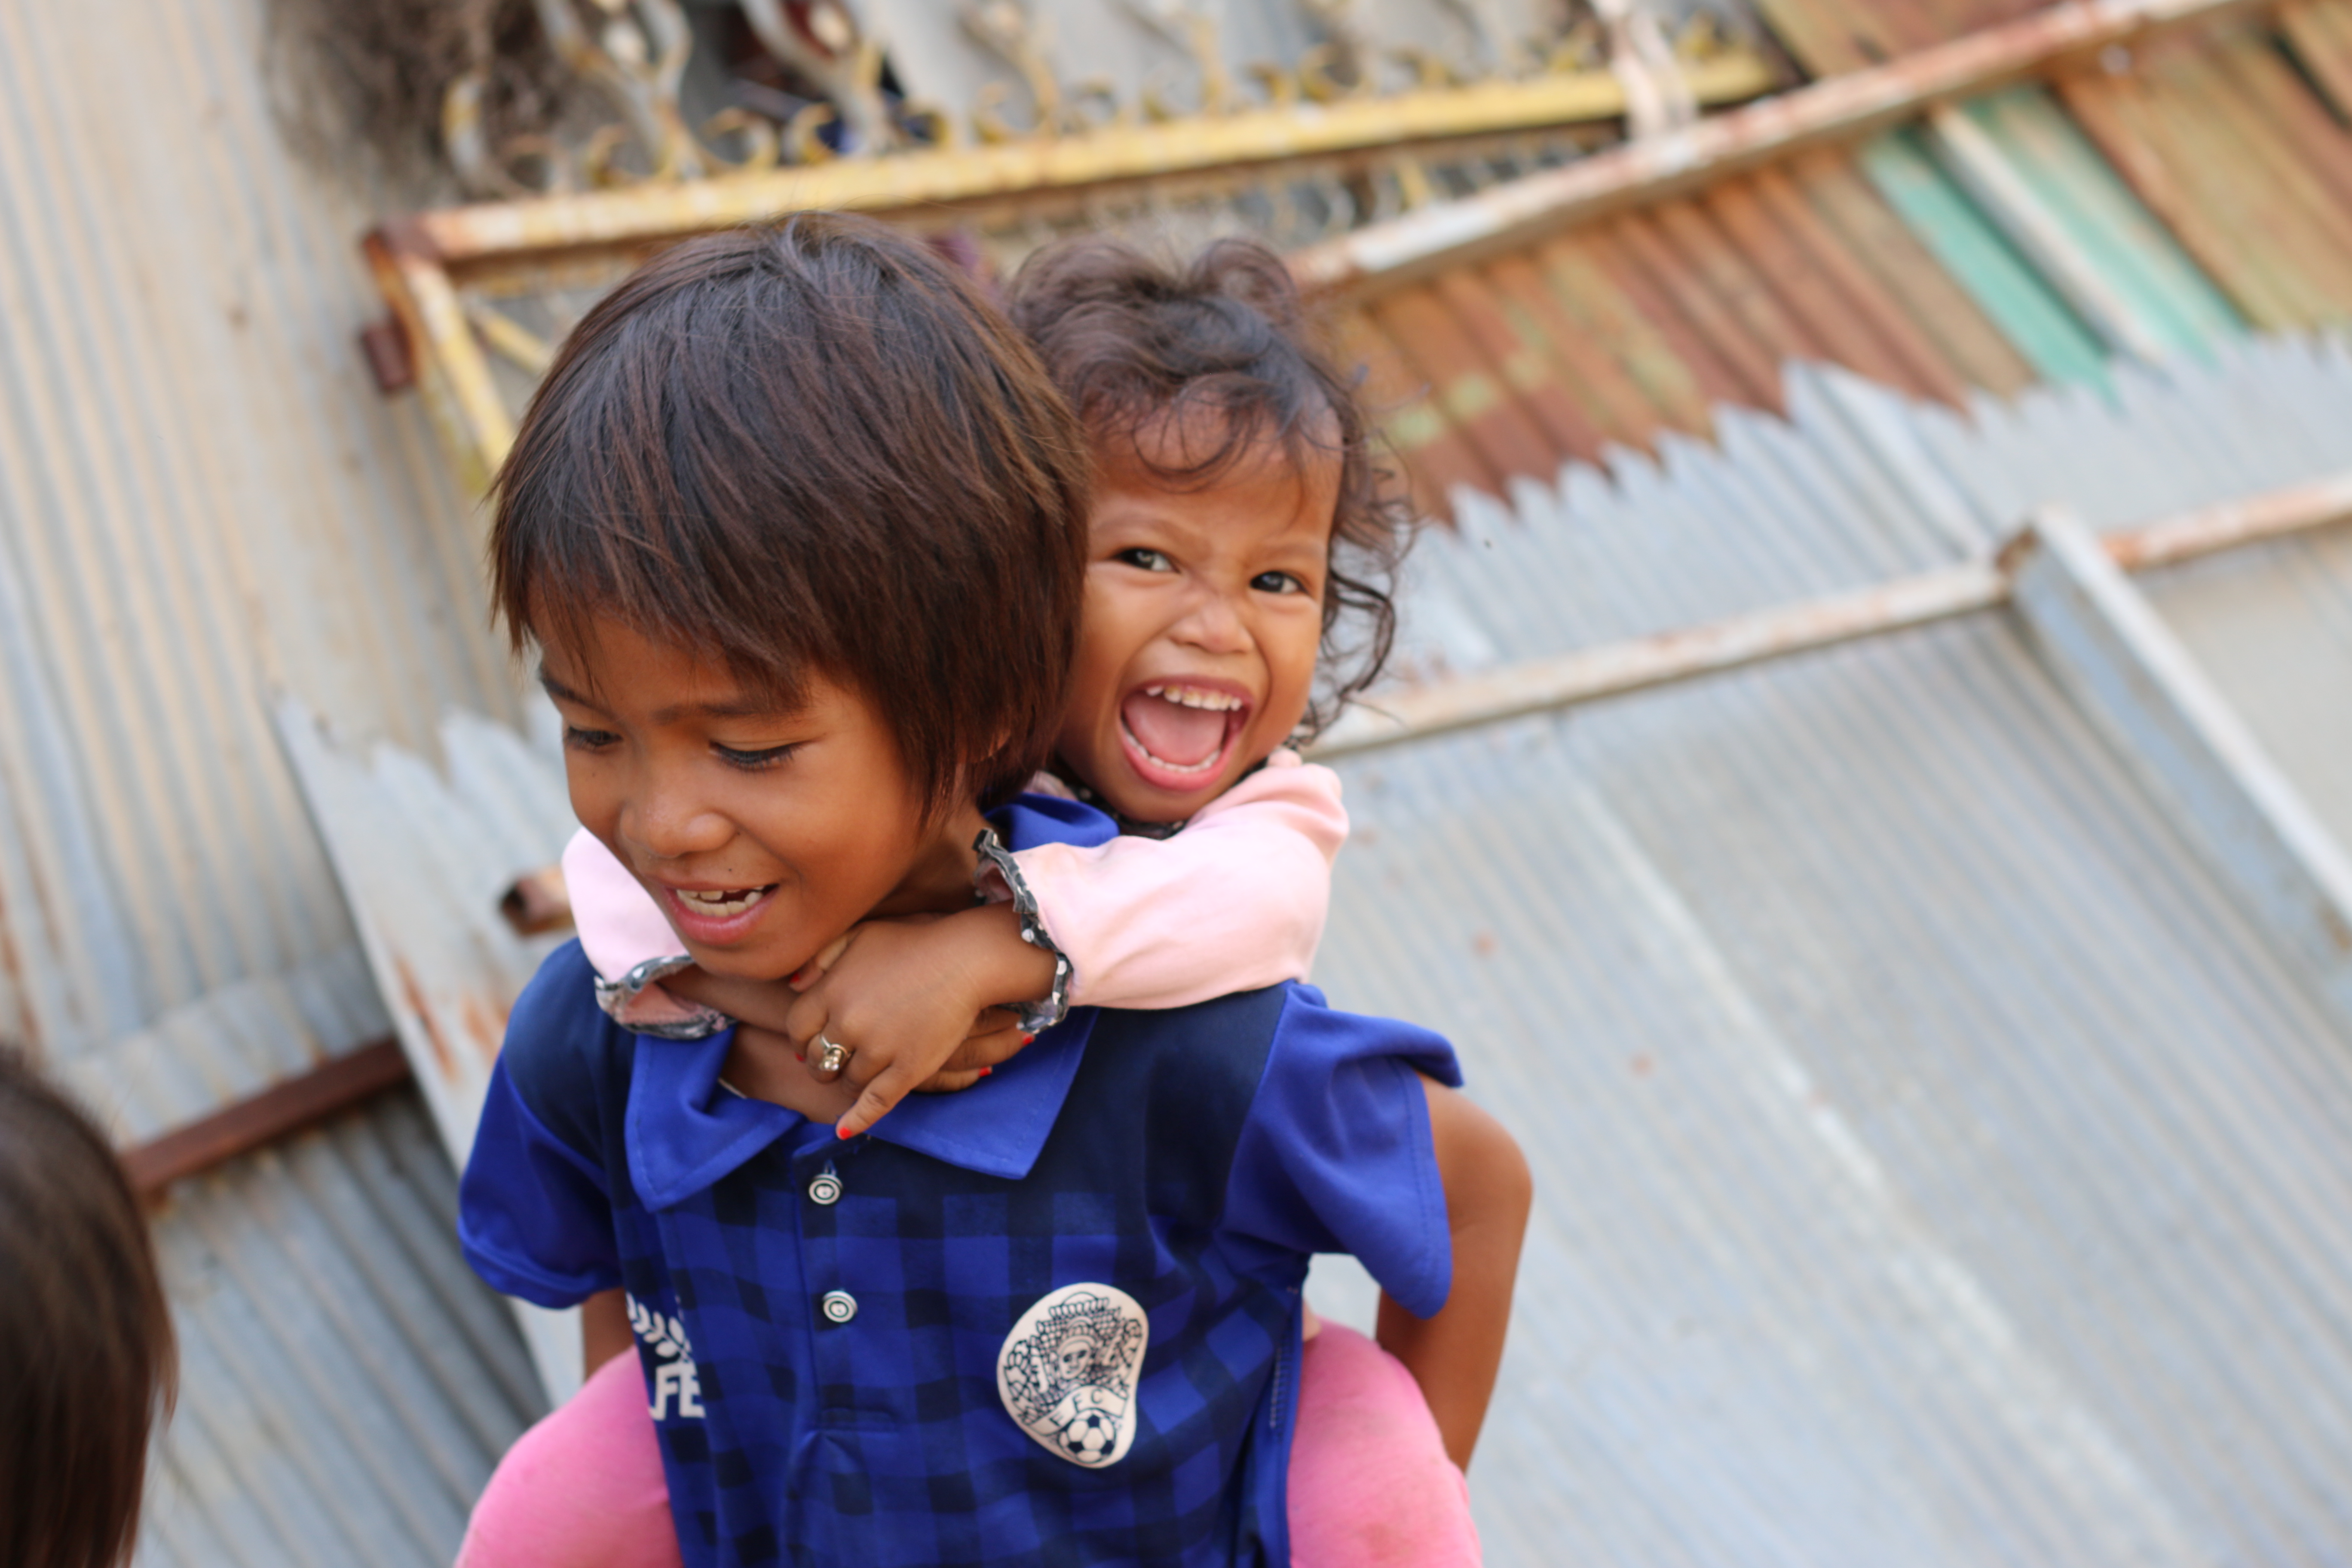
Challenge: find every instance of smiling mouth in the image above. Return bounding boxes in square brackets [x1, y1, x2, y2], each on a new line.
[1118, 683, 1249, 789]
[669, 884, 776, 920]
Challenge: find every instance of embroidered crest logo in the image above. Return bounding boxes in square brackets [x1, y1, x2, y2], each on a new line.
[627, 1293, 703, 1421]
[996, 1283, 1148, 1467]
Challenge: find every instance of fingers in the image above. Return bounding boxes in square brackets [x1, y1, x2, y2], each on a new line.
[832, 1023, 1032, 1138]
[784, 987, 832, 1057]
[836, 1061, 932, 1140]
[938, 1022, 1032, 1076]
[788, 932, 854, 991]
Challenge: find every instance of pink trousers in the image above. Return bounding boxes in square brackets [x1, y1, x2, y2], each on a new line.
[456, 1322, 1478, 1566]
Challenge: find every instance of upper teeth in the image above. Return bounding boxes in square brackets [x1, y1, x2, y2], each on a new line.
[677, 886, 770, 916]
[1143, 684, 1243, 712]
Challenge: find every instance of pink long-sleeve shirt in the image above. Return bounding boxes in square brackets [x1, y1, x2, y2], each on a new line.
[564, 750, 1347, 1034]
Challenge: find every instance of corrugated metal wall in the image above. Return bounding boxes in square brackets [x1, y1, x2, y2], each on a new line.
[1308, 343, 2352, 1564]
[0, 0, 525, 1128]
[0, 6, 554, 1562]
[1330, 3, 2352, 518]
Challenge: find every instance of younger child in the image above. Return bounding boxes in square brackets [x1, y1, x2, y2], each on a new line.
[456, 216, 1528, 1568]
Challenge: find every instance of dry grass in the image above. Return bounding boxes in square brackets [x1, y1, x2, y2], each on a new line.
[261, 0, 575, 186]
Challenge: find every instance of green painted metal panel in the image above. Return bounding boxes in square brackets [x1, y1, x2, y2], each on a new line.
[1859, 129, 2112, 389]
[1961, 86, 2246, 356]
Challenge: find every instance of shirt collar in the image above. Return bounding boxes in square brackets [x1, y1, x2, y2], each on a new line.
[626, 792, 1114, 1210]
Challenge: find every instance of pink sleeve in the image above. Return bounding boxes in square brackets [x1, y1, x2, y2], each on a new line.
[560, 830, 721, 1036]
[1013, 750, 1345, 1011]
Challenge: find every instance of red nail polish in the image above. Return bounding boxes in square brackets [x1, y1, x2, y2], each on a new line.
[980, 1066, 993, 1077]
[836, 1124, 854, 1140]
[1020, 1033, 1035, 1044]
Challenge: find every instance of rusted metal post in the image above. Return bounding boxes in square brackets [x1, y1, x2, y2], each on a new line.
[2004, 505, 2352, 1025]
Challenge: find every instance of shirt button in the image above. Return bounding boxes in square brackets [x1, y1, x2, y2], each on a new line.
[808, 1167, 843, 1205]
[820, 1290, 858, 1325]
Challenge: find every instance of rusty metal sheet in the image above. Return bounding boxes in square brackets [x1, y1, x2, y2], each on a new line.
[1369, 284, 1565, 483]
[1532, 233, 1724, 437]
[2282, 0, 2352, 113]
[1480, 251, 1666, 452]
[1732, 164, 1969, 399]
[2058, 29, 2352, 332]
[1433, 269, 1608, 465]
[1286, 0, 2277, 297]
[1786, 147, 2041, 395]
[1329, 306, 1494, 520]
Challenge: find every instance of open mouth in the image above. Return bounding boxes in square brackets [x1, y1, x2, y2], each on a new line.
[663, 882, 778, 934]
[1117, 682, 1250, 793]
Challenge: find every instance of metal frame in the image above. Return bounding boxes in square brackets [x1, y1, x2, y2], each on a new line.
[2007, 505, 2352, 1026]
[1311, 471, 2352, 757]
[1287, 0, 2279, 298]
[365, 52, 1775, 493]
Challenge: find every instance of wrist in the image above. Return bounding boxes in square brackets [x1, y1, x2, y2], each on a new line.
[949, 901, 1059, 1010]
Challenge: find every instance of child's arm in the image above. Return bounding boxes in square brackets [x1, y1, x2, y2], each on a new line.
[1378, 1081, 1532, 1470]
[591, 756, 1348, 1138]
[1019, 751, 1346, 1010]
[741, 754, 1345, 1135]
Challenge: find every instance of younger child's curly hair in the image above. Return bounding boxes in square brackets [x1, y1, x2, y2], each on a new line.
[1005, 236, 1415, 738]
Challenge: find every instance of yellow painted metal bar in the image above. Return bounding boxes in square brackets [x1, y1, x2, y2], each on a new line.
[368, 227, 517, 493]
[410, 56, 1775, 271]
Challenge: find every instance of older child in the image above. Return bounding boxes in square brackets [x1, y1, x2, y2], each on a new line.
[456, 216, 1527, 1568]
[566, 233, 1401, 1140]
[501, 236, 1494, 1567]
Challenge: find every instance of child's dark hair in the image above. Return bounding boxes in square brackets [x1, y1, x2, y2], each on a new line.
[1005, 236, 1414, 735]
[0, 1047, 176, 1568]
[492, 213, 1093, 813]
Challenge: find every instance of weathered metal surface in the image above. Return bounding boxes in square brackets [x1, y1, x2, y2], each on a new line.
[2282, 0, 2352, 111]
[1940, 86, 2243, 355]
[2057, 23, 2352, 331]
[132, 1090, 543, 1568]
[1285, 0, 2276, 298]
[273, 698, 587, 1404]
[2007, 504, 2352, 1023]
[412, 52, 1776, 276]
[1302, 341, 2352, 1564]
[1313, 468, 2352, 756]
[0, 0, 523, 1083]
[1323, 142, 2037, 518]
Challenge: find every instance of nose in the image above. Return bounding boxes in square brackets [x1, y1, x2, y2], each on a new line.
[620, 773, 733, 863]
[1169, 579, 1253, 656]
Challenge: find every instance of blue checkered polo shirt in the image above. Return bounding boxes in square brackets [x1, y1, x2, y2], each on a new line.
[459, 795, 1461, 1567]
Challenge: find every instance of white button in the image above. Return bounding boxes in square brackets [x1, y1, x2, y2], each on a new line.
[808, 1168, 842, 1205]
[820, 1290, 858, 1324]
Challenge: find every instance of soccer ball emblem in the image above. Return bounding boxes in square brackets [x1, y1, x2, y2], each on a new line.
[1058, 1406, 1121, 1465]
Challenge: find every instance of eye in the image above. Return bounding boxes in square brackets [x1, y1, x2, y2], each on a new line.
[1113, 547, 1176, 573]
[563, 724, 621, 752]
[1251, 570, 1309, 596]
[714, 742, 800, 772]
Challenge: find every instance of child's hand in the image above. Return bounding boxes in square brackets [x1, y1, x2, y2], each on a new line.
[787, 906, 1059, 1139]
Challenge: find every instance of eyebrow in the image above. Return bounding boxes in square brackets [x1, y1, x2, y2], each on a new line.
[537, 664, 795, 726]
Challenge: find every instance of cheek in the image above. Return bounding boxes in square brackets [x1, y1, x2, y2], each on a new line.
[562, 757, 623, 839]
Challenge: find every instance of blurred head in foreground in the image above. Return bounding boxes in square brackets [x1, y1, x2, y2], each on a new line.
[0, 1048, 176, 1568]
